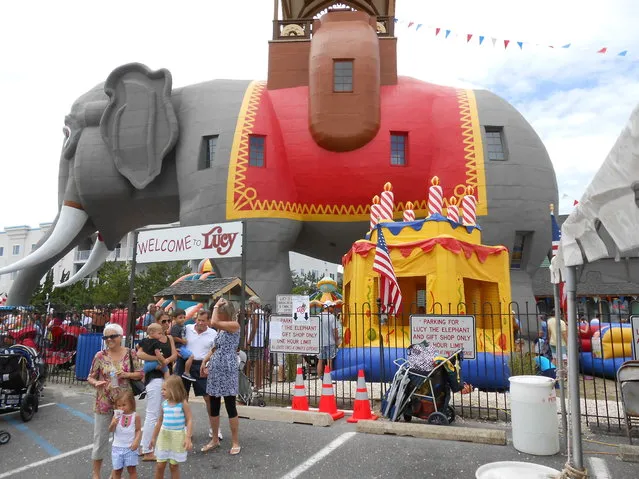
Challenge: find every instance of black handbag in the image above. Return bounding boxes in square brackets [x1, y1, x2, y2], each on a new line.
[127, 348, 146, 399]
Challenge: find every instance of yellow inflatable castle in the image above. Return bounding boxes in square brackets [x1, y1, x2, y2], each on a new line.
[341, 179, 514, 355]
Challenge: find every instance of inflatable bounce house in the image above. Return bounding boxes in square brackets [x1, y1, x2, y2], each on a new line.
[334, 179, 515, 388]
[579, 318, 634, 378]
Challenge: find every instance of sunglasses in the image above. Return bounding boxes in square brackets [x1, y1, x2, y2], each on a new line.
[102, 334, 120, 340]
[160, 320, 171, 324]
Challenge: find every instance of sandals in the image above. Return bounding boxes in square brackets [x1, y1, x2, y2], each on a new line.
[201, 441, 220, 453]
[230, 445, 241, 456]
[142, 454, 157, 462]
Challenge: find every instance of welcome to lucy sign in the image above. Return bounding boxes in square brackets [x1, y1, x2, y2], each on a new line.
[136, 222, 243, 263]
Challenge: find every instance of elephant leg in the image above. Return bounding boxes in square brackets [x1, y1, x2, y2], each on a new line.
[214, 219, 301, 307]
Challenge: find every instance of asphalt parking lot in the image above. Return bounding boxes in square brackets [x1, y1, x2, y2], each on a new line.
[0, 384, 634, 478]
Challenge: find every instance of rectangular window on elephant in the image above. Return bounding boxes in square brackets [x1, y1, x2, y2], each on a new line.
[0, 246, 3, 256]
[249, 135, 265, 167]
[484, 126, 507, 161]
[12, 245, 20, 256]
[199, 135, 219, 170]
[511, 231, 532, 270]
[390, 133, 407, 165]
[333, 60, 353, 92]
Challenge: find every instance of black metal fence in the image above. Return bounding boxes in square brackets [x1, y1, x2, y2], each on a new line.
[2, 299, 635, 431]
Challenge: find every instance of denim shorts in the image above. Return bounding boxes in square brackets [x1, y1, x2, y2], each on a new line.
[318, 345, 337, 360]
[178, 346, 193, 359]
[112, 445, 138, 470]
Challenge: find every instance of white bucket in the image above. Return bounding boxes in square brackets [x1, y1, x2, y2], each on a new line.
[509, 375, 559, 455]
[476, 461, 560, 478]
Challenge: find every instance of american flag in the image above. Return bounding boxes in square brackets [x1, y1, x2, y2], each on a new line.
[551, 210, 561, 257]
[551, 209, 567, 311]
[373, 226, 402, 314]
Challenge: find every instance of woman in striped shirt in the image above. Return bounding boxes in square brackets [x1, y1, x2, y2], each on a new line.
[150, 376, 193, 478]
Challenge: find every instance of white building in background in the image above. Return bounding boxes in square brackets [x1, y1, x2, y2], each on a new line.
[1, 222, 342, 297]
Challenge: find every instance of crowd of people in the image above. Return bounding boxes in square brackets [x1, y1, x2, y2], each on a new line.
[87, 297, 250, 479]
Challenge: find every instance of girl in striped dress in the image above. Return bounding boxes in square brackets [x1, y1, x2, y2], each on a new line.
[150, 376, 193, 478]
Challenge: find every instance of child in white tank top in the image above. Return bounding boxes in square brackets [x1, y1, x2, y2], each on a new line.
[109, 390, 142, 478]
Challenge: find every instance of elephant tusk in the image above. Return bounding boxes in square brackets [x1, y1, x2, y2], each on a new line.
[55, 237, 111, 289]
[0, 205, 89, 275]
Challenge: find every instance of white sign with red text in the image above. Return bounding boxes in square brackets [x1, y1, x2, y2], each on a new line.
[410, 315, 476, 359]
[136, 222, 243, 263]
[269, 315, 320, 355]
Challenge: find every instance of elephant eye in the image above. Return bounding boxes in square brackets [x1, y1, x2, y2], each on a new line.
[62, 126, 71, 144]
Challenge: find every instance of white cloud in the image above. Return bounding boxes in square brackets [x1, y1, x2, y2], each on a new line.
[0, 0, 637, 228]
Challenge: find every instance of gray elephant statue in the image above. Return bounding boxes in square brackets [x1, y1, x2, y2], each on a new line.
[3, 58, 557, 307]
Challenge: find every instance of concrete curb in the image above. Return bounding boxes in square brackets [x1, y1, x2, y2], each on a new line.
[618, 444, 639, 462]
[356, 420, 507, 445]
[235, 406, 334, 427]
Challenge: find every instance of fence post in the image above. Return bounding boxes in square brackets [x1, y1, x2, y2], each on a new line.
[126, 231, 139, 347]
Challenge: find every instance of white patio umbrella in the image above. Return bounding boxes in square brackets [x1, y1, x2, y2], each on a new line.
[550, 102, 639, 476]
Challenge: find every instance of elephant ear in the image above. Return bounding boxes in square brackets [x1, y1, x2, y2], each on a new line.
[100, 63, 179, 189]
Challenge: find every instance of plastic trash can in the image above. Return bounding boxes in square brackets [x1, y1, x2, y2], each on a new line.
[75, 333, 104, 380]
[509, 375, 560, 455]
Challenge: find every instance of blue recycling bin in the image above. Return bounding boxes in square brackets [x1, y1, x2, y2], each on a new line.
[75, 333, 103, 380]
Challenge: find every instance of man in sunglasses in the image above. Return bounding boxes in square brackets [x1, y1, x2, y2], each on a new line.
[176, 310, 222, 441]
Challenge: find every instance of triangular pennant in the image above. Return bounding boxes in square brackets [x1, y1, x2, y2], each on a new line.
[479, 35, 485, 45]
[491, 37, 497, 47]
[597, 47, 608, 54]
[517, 41, 523, 49]
[549, 45, 555, 49]
[467, 34, 473, 42]
[618, 50, 628, 56]
[561, 43, 571, 48]
[416, 24, 423, 31]
[394, 18, 398, 23]
[435, 27, 441, 36]
[408, 22, 414, 28]
[504, 39, 510, 49]
[445, 29, 451, 38]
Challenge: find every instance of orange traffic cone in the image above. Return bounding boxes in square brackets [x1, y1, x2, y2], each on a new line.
[291, 367, 309, 411]
[318, 365, 344, 420]
[347, 369, 378, 423]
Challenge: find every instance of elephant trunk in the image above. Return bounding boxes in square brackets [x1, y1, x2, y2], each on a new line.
[55, 235, 111, 289]
[0, 204, 89, 275]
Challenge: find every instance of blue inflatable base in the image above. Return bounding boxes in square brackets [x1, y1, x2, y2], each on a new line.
[333, 348, 511, 390]
[579, 352, 630, 380]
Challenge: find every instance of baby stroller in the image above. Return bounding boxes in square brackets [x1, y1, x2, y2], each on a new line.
[237, 350, 265, 407]
[382, 346, 464, 425]
[0, 344, 46, 444]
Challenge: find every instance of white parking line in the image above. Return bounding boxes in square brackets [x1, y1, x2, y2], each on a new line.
[0, 402, 56, 417]
[0, 444, 92, 479]
[588, 457, 611, 479]
[279, 432, 357, 479]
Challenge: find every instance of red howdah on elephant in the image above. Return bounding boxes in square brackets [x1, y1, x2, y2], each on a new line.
[3, 10, 557, 311]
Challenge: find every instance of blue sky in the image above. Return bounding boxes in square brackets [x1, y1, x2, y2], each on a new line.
[0, 0, 638, 230]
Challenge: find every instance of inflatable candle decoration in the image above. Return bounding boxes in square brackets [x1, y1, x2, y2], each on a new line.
[447, 196, 460, 223]
[403, 201, 415, 222]
[370, 195, 381, 230]
[428, 176, 443, 216]
[379, 182, 394, 220]
[461, 186, 477, 226]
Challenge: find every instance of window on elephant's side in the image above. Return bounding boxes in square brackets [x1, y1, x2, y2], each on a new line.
[12, 245, 20, 256]
[333, 60, 353, 92]
[390, 133, 407, 165]
[0, 246, 3, 256]
[249, 135, 265, 167]
[484, 126, 507, 161]
[199, 135, 219, 170]
[511, 231, 532, 269]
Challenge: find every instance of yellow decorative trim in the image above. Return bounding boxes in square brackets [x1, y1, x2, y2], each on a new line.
[226, 84, 487, 221]
[456, 89, 487, 216]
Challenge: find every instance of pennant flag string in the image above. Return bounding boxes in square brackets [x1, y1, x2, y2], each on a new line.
[393, 18, 630, 57]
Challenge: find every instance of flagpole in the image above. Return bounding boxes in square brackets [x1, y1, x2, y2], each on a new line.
[551, 204, 568, 452]
[553, 282, 568, 452]
[375, 227, 386, 398]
